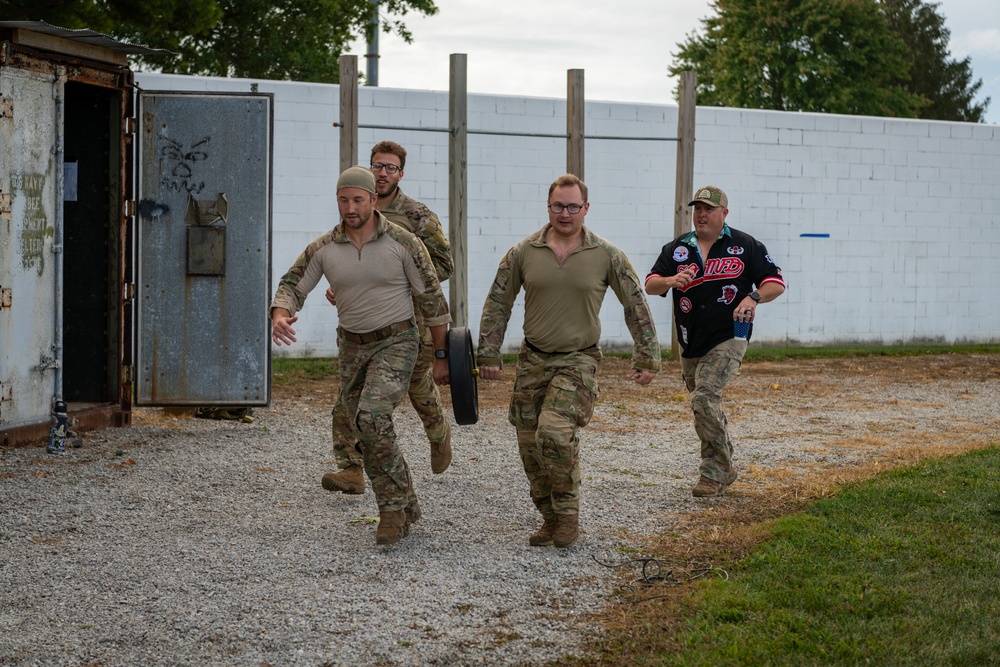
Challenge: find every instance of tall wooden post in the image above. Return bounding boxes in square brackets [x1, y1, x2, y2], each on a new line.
[339, 55, 359, 173]
[449, 54, 469, 328]
[671, 70, 697, 360]
[566, 69, 585, 179]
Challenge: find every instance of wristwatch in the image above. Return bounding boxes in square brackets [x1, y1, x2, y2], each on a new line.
[749, 290, 761, 303]
[434, 349, 448, 359]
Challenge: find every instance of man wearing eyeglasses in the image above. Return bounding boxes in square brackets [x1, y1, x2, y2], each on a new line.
[477, 173, 660, 549]
[322, 141, 455, 497]
[645, 185, 785, 498]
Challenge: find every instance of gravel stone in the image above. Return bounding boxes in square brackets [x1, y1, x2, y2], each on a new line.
[2, 354, 997, 665]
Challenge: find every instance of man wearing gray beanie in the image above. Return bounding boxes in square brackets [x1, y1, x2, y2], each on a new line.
[269, 165, 452, 546]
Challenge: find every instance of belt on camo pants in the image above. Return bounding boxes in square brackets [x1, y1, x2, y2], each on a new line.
[339, 319, 414, 344]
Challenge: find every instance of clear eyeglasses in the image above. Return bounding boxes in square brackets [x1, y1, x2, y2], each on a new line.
[370, 162, 402, 174]
[548, 203, 584, 214]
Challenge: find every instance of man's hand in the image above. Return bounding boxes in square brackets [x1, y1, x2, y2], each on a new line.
[325, 287, 336, 306]
[479, 365, 502, 381]
[271, 309, 298, 346]
[433, 358, 450, 386]
[673, 266, 698, 289]
[627, 368, 656, 386]
[733, 297, 756, 323]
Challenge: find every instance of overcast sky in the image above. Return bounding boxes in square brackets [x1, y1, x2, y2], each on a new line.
[348, 0, 999, 125]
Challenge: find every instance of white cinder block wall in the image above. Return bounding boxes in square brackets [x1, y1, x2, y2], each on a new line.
[136, 73, 1000, 357]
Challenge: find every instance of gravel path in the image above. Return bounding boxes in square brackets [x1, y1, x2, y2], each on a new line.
[2, 355, 997, 666]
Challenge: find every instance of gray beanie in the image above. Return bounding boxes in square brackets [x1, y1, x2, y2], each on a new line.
[336, 165, 377, 194]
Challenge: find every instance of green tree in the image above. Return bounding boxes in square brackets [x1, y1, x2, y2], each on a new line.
[670, 0, 928, 118]
[880, 0, 990, 122]
[0, 0, 437, 83]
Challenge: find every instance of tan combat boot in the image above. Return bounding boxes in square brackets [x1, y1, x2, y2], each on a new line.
[692, 475, 726, 497]
[430, 423, 452, 474]
[552, 513, 580, 549]
[321, 465, 365, 494]
[375, 509, 409, 545]
[528, 515, 558, 547]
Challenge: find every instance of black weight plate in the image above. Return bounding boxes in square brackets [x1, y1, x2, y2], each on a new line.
[447, 327, 479, 425]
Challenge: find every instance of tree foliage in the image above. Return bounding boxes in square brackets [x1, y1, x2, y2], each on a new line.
[0, 0, 438, 83]
[880, 0, 989, 122]
[670, 0, 989, 121]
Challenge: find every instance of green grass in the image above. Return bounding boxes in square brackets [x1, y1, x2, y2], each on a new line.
[741, 343, 1000, 363]
[641, 447, 1000, 666]
[272, 344, 1000, 380]
[271, 357, 338, 386]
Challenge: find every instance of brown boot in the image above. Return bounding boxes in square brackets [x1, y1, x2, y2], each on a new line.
[375, 509, 409, 545]
[528, 515, 557, 547]
[430, 423, 452, 474]
[692, 475, 727, 497]
[553, 513, 579, 549]
[321, 465, 365, 494]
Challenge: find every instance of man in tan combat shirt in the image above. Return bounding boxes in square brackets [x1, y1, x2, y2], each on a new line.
[477, 173, 660, 549]
[271, 166, 451, 546]
[324, 141, 455, 496]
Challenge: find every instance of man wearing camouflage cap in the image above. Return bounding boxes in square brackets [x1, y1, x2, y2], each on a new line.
[325, 141, 455, 488]
[645, 185, 785, 498]
[270, 165, 452, 545]
[478, 173, 660, 549]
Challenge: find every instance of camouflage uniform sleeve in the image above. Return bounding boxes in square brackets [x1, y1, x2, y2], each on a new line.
[477, 245, 523, 368]
[392, 224, 452, 328]
[407, 203, 454, 283]
[605, 243, 661, 371]
[269, 237, 328, 318]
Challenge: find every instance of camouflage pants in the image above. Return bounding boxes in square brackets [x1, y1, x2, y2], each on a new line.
[680, 337, 748, 483]
[508, 343, 602, 516]
[333, 321, 447, 468]
[333, 327, 420, 512]
[408, 322, 449, 445]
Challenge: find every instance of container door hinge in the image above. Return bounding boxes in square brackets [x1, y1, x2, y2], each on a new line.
[125, 200, 136, 217]
[0, 95, 12, 118]
[0, 286, 11, 309]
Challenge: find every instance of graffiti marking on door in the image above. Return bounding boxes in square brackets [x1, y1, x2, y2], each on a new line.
[158, 135, 211, 194]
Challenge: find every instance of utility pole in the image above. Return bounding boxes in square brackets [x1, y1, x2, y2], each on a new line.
[365, 0, 379, 86]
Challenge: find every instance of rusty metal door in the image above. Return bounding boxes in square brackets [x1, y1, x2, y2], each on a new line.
[136, 92, 272, 406]
[0, 66, 59, 430]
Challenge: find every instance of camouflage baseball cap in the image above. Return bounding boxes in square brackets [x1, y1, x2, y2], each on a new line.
[689, 185, 728, 208]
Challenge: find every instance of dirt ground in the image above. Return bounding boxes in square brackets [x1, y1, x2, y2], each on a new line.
[270, 351, 999, 543]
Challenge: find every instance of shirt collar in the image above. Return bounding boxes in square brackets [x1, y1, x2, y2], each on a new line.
[530, 223, 599, 249]
[332, 210, 390, 242]
[681, 222, 732, 247]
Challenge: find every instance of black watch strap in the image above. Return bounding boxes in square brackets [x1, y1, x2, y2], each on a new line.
[434, 349, 448, 359]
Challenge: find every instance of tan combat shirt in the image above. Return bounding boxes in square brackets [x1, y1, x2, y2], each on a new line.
[270, 212, 451, 334]
[478, 224, 659, 371]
